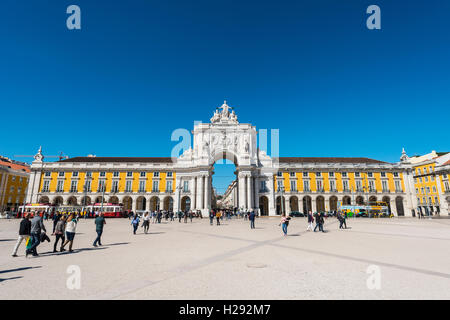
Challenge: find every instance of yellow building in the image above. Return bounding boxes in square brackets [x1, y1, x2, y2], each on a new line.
[0, 156, 30, 212]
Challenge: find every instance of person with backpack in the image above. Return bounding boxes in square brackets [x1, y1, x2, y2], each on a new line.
[12, 212, 31, 257]
[131, 214, 140, 234]
[216, 210, 222, 225]
[61, 213, 77, 253]
[27, 211, 47, 257]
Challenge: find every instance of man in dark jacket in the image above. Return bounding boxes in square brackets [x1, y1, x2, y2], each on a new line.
[27, 212, 47, 257]
[249, 211, 256, 229]
[12, 213, 31, 257]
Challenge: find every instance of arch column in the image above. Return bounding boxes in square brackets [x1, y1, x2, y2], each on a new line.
[267, 175, 275, 215]
[204, 175, 210, 211]
[247, 174, 252, 211]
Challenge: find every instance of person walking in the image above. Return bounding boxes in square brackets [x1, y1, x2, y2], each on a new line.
[342, 211, 347, 229]
[189, 211, 193, 223]
[142, 212, 150, 234]
[319, 212, 325, 232]
[249, 210, 256, 229]
[131, 214, 140, 234]
[178, 210, 183, 223]
[313, 212, 321, 232]
[184, 211, 188, 223]
[61, 214, 77, 253]
[170, 211, 174, 221]
[53, 215, 66, 252]
[93, 212, 106, 246]
[216, 210, 222, 225]
[157, 211, 162, 224]
[27, 211, 47, 257]
[12, 212, 31, 257]
[280, 215, 290, 236]
[51, 211, 60, 235]
[209, 210, 214, 225]
[338, 211, 344, 229]
[306, 211, 314, 231]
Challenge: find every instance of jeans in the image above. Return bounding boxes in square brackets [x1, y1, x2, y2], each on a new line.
[216, 218, 220, 225]
[250, 220, 255, 229]
[133, 225, 138, 234]
[210, 217, 214, 225]
[28, 233, 41, 255]
[54, 234, 65, 251]
[12, 235, 29, 256]
[93, 230, 103, 245]
[282, 223, 288, 235]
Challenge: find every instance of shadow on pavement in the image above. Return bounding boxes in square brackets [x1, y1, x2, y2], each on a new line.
[0, 276, 23, 282]
[105, 242, 130, 246]
[0, 239, 15, 242]
[0, 266, 42, 274]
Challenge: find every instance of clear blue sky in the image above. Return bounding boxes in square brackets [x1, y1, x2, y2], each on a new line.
[1, 0, 449, 194]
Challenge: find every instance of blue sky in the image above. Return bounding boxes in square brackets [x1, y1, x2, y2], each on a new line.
[1, 0, 449, 194]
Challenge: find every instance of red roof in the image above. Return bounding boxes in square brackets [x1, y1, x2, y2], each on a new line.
[0, 159, 30, 173]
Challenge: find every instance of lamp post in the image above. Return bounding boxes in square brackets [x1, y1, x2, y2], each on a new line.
[279, 186, 285, 215]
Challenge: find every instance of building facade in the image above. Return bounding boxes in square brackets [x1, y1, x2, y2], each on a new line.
[0, 156, 30, 212]
[24, 102, 448, 217]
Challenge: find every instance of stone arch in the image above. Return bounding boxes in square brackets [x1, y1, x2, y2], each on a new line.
[149, 196, 160, 211]
[122, 196, 132, 211]
[303, 196, 312, 213]
[369, 196, 377, 204]
[342, 196, 351, 205]
[67, 196, 77, 206]
[259, 196, 269, 216]
[94, 196, 104, 204]
[329, 196, 338, 211]
[53, 196, 63, 206]
[356, 196, 365, 205]
[276, 196, 285, 215]
[382, 196, 391, 214]
[181, 196, 191, 211]
[163, 196, 173, 211]
[39, 196, 50, 204]
[289, 196, 299, 212]
[396, 196, 405, 216]
[80, 196, 91, 206]
[209, 148, 239, 167]
[316, 196, 325, 212]
[136, 196, 146, 211]
[109, 196, 119, 204]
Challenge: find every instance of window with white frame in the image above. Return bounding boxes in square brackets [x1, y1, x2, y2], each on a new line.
[277, 180, 283, 191]
[356, 180, 362, 191]
[183, 181, 189, 192]
[98, 180, 105, 192]
[290, 172, 295, 177]
[329, 172, 334, 177]
[125, 180, 132, 192]
[290, 180, 297, 191]
[56, 180, 64, 192]
[140, 172, 146, 177]
[330, 180, 336, 191]
[58, 172, 65, 177]
[152, 181, 159, 192]
[369, 180, 375, 191]
[432, 186, 436, 193]
[303, 180, 310, 191]
[445, 181, 450, 191]
[303, 172, 308, 177]
[260, 181, 267, 191]
[395, 180, 401, 192]
[355, 172, 360, 178]
[394, 172, 399, 177]
[316, 172, 321, 177]
[167, 172, 173, 177]
[166, 180, 173, 192]
[368, 172, 373, 178]
[153, 172, 159, 177]
[86, 171, 92, 177]
[381, 172, 386, 177]
[111, 180, 119, 192]
[72, 171, 78, 177]
[100, 172, 106, 177]
[343, 180, 349, 191]
[342, 172, 347, 178]
[45, 171, 51, 177]
[42, 180, 50, 192]
[127, 171, 133, 177]
[139, 181, 146, 192]
[316, 180, 323, 191]
[382, 180, 388, 191]
[70, 181, 78, 192]
[277, 172, 282, 177]
[84, 180, 91, 192]
[113, 171, 119, 177]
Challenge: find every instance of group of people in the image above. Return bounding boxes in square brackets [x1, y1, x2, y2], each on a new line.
[11, 210, 106, 257]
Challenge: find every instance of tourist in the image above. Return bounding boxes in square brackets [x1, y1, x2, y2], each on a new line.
[189, 211, 193, 223]
[61, 213, 77, 253]
[184, 211, 188, 223]
[93, 212, 106, 246]
[142, 212, 150, 234]
[216, 210, 222, 225]
[319, 212, 325, 232]
[12, 212, 31, 257]
[53, 215, 66, 252]
[157, 211, 162, 223]
[209, 210, 214, 225]
[313, 212, 321, 232]
[306, 211, 314, 231]
[170, 211, 174, 221]
[338, 211, 344, 229]
[342, 211, 347, 229]
[131, 214, 140, 234]
[27, 211, 46, 257]
[244, 211, 248, 221]
[249, 210, 256, 229]
[178, 210, 183, 223]
[51, 211, 60, 235]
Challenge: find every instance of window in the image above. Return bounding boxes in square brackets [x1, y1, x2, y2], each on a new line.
[424, 168, 428, 174]
[167, 172, 173, 177]
[432, 186, 436, 193]
[316, 172, 321, 177]
[153, 172, 159, 177]
[98, 180, 106, 192]
[368, 172, 373, 178]
[42, 180, 50, 192]
[303, 172, 308, 177]
[342, 172, 347, 178]
[111, 180, 118, 192]
[125, 181, 132, 192]
[290, 172, 295, 177]
[44, 172, 51, 177]
[421, 188, 424, 194]
[127, 171, 133, 177]
[445, 181, 450, 191]
[72, 172, 78, 177]
[166, 180, 173, 192]
[435, 197, 439, 204]
[394, 172, 399, 177]
[381, 172, 386, 178]
[330, 180, 336, 191]
[70, 181, 78, 192]
[329, 172, 334, 177]
[382, 180, 388, 191]
[369, 180, 375, 191]
[355, 172, 360, 178]
[356, 180, 362, 191]
[56, 181, 64, 192]
[260, 181, 267, 192]
[426, 187, 430, 193]
[277, 180, 283, 191]
[152, 181, 159, 192]
[84, 180, 91, 192]
[303, 180, 310, 191]
[183, 181, 189, 192]
[395, 180, 401, 192]
[139, 181, 146, 192]
[113, 171, 119, 177]
[417, 197, 421, 204]
[343, 180, 349, 191]
[424, 177, 428, 182]
[290, 180, 297, 191]
[58, 172, 65, 177]
[277, 172, 282, 177]
[100, 172, 106, 177]
[86, 171, 92, 177]
[419, 177, 422, 183]
[316, 180, 323, 191]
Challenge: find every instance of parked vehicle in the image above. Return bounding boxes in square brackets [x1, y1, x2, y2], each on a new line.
[289, 211, 305, 217]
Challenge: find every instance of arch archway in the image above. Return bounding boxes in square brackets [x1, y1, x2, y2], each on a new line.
[369, 196, 377, 204]
[181, 196, 191, 211]
[342, 196, 351, 205]
[316, 196, 325, 212]
[259, 196, 269, 216]
[39, 196, 50, 204]
[53, 196, 63, 206]
[276, 196, 285, 215]
[303, 196, 312, 213]
[109, 196, 119, 204]
[382, 196, 391, 214]
[329, 196, 338, 211]
[356, 196, 364, 205]
[95, 196, 104, 204]
[395, 196, 405, 216]
[136, 196, 146, 211]
[150, 196, 160, 211]
[67, 196, 77, 206]
[123, 196, 132, 211]
[80, 196, 91, 206]
[163, 196, 173, 211]
[289, 196, 299, 212]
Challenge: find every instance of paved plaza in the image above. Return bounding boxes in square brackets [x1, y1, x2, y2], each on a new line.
[1, 216, 450, 300]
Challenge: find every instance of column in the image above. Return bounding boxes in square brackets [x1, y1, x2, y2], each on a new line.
[311, 197, 317, 213]
[247, 175, 252, 211]
[174, 177, 181, 211]
[193, 177, 197, 210]
[204, 175, 210, 210]
[436, 174, 445, 215]
[284, 196, 290, 215]
[267, 175, 275, 215]
[196, 175, 203, 210]
[238, 173, 246, 211]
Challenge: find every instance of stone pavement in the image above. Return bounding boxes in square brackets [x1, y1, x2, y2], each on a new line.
[0, 216, 449, 299]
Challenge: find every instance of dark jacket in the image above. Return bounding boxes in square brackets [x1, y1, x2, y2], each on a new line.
[30, 216, 46, 234]
[19, 218, 31, 235]
[307, 213, 314, 223]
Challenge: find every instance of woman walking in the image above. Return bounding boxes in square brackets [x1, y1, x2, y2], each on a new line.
[61, 214, 77, 252]
[142, 212, 150, 234]
[131, 214, 140, 234]
[280, 215, 289, 236]
[53, 215, 66, 252]
[216, 210, 222, 225]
